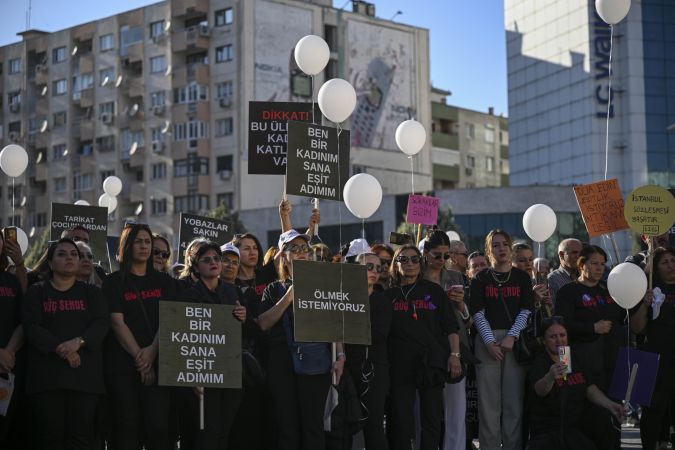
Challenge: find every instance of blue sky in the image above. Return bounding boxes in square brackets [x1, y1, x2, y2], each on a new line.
[0, 0, 507, 115]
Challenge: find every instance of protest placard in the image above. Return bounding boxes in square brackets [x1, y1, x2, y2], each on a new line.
[178, 213, 232, 258]
[248, 102, 319, 174]
[623, 185, 675, 236]
[50, 203, 110, 271]
[573, 179, 630, 237]
[286, 121, 350, 201]
[406, 195, 440, 225]
[158, 302, 241, 388]
[292, 260, 370, 345]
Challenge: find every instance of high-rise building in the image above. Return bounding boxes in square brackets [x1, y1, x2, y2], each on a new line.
[0, 0, 432, 244]
[430, 87, 509, 190]
[505, 0, 674, 190]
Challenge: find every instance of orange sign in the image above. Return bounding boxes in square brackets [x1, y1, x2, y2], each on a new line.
[573, 179, 630, 237]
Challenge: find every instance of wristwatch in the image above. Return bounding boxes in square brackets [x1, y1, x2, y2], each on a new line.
[450, 352, 461, 358]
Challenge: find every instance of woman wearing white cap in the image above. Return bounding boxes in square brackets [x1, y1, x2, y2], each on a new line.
[258, 229, 344, 450]
[220, 243, 240, 285]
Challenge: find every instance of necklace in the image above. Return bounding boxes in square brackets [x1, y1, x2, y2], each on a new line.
[490, 268, 512, 286]
[400, 282, 419, 320]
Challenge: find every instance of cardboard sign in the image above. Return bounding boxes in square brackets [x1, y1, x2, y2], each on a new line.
[292, 260, 371, 345]
[573, 179, 630, 237]
[286, 121, 350, 201]
[624, 185, 675, 236]
[406, 195, 440, 225]
[50, 203, 110, 271]
[178, 213, 232, 258]
[608, 347, 659, 406]
[248, 101, 319, 174]
[158, 302, 242, 388]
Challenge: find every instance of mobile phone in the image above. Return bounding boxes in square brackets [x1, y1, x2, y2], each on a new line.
[3, 227, 17, 244]
[389, 232, 412, 246]
[535, 271, 548, 285]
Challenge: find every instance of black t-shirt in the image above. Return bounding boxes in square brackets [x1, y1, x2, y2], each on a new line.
[384, 279, 459, 365]
[469, 268, 534, 330]
[258, 280, 292, 347]
[0, 271, 22, 348]
[102, 270, 176, 371]
[345, 291, 391, 366]
[631, 282, 675, 356]
[22, 280, 109, 394]
[236, 260, 278, 319]
[527, 351, 593, 435]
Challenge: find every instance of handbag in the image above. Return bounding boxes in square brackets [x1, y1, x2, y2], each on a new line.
[497, 288, 541, 365]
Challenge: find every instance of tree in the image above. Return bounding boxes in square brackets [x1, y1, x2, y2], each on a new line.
[24, 227, 50, 269]
[209, 202, 248, 235]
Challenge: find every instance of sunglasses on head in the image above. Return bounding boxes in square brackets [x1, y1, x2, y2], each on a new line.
[430, 252, 451, 260]
[153, 249, 170, 259]
[365, 262, 384, 273]
[396, 255, 421, 264]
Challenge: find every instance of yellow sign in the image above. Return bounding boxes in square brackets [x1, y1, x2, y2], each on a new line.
[624, 185, 675, 236]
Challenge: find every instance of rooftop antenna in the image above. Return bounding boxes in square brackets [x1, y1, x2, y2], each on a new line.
[390, 10, 403, 21]
[26, 0, 32, 29]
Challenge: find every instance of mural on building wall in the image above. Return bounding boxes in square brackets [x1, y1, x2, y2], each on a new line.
[348, 21, 416, 150]
[254, 1, 312, 101]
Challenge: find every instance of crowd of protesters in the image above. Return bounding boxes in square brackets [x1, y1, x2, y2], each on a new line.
[0, 199, 673, 450]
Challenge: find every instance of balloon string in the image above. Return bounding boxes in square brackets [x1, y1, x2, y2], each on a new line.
[336, 121, 345, 349]
[409, 156, 415, 195]
[604, 25, 614, 181]
[11, 178, 15, 226]
[626, 308, 630, 406]
[311, 75, 315, 125]
[362, 218, 365, 239]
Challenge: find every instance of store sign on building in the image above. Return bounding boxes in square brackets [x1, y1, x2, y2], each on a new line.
[592, 9, 614, 118]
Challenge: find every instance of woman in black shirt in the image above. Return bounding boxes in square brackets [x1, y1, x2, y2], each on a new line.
[630, 247, 675, 450]
[385, 244, 460, 450]
[103, 223, 177, 450]
[23, 238, 108, 450]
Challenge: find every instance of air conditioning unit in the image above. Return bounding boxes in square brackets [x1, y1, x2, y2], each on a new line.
[8, 131, 19, 141]
[100, 112, 113, 124]
[199, 25, 210, 37]
[219, 97, 232, 108]
[153, 105, 166, 116]
[219, 170, 232, 180]
[152, 141, 165, 153]
[9, 103, 20, 113]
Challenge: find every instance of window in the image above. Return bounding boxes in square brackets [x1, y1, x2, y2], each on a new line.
[486, 156, 495, 172]
[80, 72, 94, 90]
[216, 193, 233, 209]
[216, 81, 233, 99]
[150, 20, 165, 39]
[215, 45, 233, 63]
[152, 163, 167, 179]
[174, 156, 209, 177]
[150, 55, 167, 73]
[466, 154, 475, 168]
[173, 83, 208, 103]
[99, 34, 114, 51]
[151, 198, 168, 215]
[54, 177, 67, 193]
[29, 212, 47, 228]
[484, 128, 495, 143]
[96, 136, 115, 152]
[174, 194, 209, 213]
[172, 120, 209, 140]
[53, 111, 67, 127]
[8, 91, 21, 106]
[214, 8, 233, 26]
[439, 119, 456, 135]
[99, 102, 115, 117]
[151, 127, 166, 142]
[52, 79, 67, 96]
[150, 91, 166, 107]
[78, 141, 94, 156]
[215, 118, 233, 137]
[8, 58, 21, 74]
[291, 71, 311, 97]
[52, 144, 67, 160]
[121, 129, 145, 158]
[52, 46, 67, 64]
[216, 155, 233, 172]
[73, 172, 93, 191]
[99, 67, 114, 86]
[100, 170, 115, 184]
[466, 123, 475, 139]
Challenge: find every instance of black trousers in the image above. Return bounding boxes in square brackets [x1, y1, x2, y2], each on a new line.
[28, 389, 99, 450]
[640, 347, 674, 450]
[183, 387, 243, 450]
[228, 384, 276, 450]
[267, 344, 332, 450]
[346, 360, 389, 450]
[105, 369, 171, 450]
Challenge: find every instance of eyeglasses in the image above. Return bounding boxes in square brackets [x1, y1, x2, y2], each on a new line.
[287, 244, 311, 254]
[365, 262, 384, 273]
[430, 252, 451, 260]
[380, 258, 392, 267]
[221, 257, 239, 267]
[198, 256, 222, 264]
[153, 249, 170, 259]
[82, 253, 94, 260]
[396, 255, 421, 264]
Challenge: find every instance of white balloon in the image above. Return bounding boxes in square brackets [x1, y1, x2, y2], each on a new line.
[74, 200, 90, 206]
[595, 0, 631, 25]
[0, 144, 29, 177]
[395, 120, 427, 156]
[446, 231, 460, 242]
[98, 193, 118, 214]
[343, 173, 383, 219]
[294, 35, 330, 76]
[103, 176, 123, 197]
[318, 78, 357, 123]
[607, 262, 647, 309]
[16, 227, 28, 256]
[522, 204, 557, 242]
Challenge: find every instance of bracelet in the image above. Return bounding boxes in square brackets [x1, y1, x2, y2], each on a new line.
[450, 352, 461, 358]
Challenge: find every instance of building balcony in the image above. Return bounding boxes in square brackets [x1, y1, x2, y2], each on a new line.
[171, 138, 209, 160]
[171, 0, 209, 17]
[172, 25, 210, 53]
[72, 88, 95, 108]
[130, 182, 146, 203]
[432, 132, 459, 150]
[173, 175, 211, 196]
[172, 101, 209, 123]
[126, 77, 144, 98]
[35, 64, 49, 85]
[500, 145, 509, 159]
[36, 97, 49, 116]
[80, 119, 95, 141]
[79, 53, 94, 73]
[172, 63, 209, 86]
[34, 163, 48, 182]
[129, 148, 145, 168]
[122, 42, 144, 64]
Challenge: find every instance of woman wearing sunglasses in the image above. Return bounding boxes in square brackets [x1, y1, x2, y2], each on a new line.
[385, 244, 461, 450]
[527, 317, 624, 450]
[151, 234, 172, 274]
[469, 229, 534, 450]
[102, 223, 178, 450]
[342, 252, 392, 450]
[371, 243, 394, 290]
[75, 241, 102, 288]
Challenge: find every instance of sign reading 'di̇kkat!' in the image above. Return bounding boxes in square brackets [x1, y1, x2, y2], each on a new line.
[573, 178, 630, 237]
[286, 121, 350, 201]
[158, 302, 241, 388]
[178, 213, 232, 258]
[623, 185, 675, 236]
[248, 102, 320, 174]
[50, 203, 110, 271]
[292, 260, 371, 345]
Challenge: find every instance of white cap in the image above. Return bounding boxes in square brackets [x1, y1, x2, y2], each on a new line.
[278, 229, 311, 249]
[346, 238, 370, 258]
[220, 243, 240, 257]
